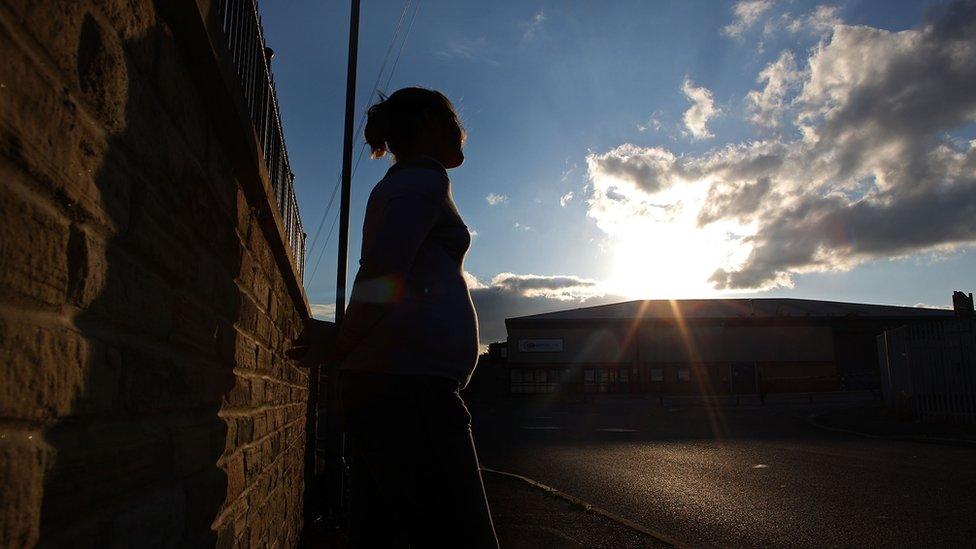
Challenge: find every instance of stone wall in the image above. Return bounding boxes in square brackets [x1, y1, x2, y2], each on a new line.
[0, 0, 309, 545]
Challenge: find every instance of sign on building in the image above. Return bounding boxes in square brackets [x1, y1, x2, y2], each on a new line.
[518, 338, 564, 352]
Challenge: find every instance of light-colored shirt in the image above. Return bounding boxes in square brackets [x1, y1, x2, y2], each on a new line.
[336, 157, 480, 387]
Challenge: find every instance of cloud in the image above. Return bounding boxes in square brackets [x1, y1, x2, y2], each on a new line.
[586, 144, 687, 195]
[747, 50, 801, 128]
[560, 163, 578, 182]
[433, 36, 499, 65]
[463, 271, 484, 289]
[723, 0, 775, 38]
[586, 1, 976, 292]
[913, 302, 951, 310]
[513, 221, 531, 231]
[559, 192, 574, 206]
[787, 5, 842, 36]
[637, 112, 664, 133]
[682, 78, 719, 139]
[485, 192, 508, 205]
[697, 176, 772, 226]
[310, 303, 336, 321]
[488, 273, 598, 297]
[468, 273, 621, 343]
[522, 9, 546, 40]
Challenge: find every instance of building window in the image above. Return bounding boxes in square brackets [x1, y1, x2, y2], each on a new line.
[510, 368, 558, 394]
[677, 367, 691, 382]
[650, 368, 664, 382]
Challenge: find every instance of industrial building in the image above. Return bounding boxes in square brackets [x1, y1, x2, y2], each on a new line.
[504, 298, 957, 396]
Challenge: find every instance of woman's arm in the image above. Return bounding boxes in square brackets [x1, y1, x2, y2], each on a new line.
[335, 191, 441, 356]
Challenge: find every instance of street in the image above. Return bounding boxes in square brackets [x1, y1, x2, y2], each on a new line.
[470, 398, 976, 547]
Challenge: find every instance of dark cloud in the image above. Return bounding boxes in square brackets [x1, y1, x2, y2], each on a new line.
[586, 145, 687, 194]
[712, 171, 976, 289]
[471, 287, 621, 344]
[491, 273, 598, 293]
[467, 273, 620, 344]
[698, 177, 772, 226]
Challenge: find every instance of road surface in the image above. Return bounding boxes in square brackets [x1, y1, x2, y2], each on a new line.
[470, 398, 976, 547]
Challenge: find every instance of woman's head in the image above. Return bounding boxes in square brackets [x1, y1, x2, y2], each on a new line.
[364, 87, 465, 168]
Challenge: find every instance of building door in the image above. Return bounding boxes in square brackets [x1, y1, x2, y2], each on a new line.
[730, 362, 758, 394]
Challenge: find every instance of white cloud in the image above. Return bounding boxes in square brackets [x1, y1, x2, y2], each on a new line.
[522, 9, 546, 40]
[560, 163, 577, 182]
[787, 5, 842, 35]
[747, 50, 801, 128]
[637, 112, 663, 133]
[513, 221, 531, 231]
[310, 303, 336, 321]
[433, 36, 499, 65]
[682, 78, 719, 139]
[913, 302, 952, 310]
[559, 192, 574, 206]
[463, 271, 485, 289]
[723, 0, 775, 38]
[586, 1, 976, 292]
[485, 192, 508, 205]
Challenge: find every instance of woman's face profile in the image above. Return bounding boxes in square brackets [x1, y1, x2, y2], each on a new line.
[428, 115, 465, 169]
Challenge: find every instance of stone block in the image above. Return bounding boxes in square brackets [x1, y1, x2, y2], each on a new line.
[224, 451, 245, 505]
[0, 314, 94, 420]
[0, 431, 48, 548]
[223, 376, 250, 409]
[0, 175, 71, 310]
[0, 15, 122, 232]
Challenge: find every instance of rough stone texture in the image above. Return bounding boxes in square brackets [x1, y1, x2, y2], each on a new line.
[0, 1, 308, 546]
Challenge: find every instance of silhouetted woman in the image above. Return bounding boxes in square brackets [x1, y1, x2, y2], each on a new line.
[293, 87, 496, 547]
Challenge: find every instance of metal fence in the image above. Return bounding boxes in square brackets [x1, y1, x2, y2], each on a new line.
[214, 0, 306, 279]
[879, 320, 976, 423]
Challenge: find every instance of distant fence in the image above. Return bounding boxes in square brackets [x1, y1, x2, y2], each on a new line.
[215, 0, 306, 279]
[878, 320, 976, 423]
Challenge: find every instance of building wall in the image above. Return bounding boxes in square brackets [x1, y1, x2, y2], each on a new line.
[0, 1, 308, 546]
[509, 324, 835, 364]
[507, 323, 839, 394]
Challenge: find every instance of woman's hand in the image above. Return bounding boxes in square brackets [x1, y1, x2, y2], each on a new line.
[286, 319, 338, 368]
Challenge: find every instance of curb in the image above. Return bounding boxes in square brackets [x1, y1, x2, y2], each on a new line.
[806, 414, 976, 447]
[481, 466, 687, 548]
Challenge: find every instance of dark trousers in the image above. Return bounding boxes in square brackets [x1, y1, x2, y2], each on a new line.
[339, 371, 498, 548]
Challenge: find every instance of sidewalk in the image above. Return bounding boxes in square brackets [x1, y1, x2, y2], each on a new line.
[810, 405, 976, 445]
[301, 471, 671, 548]
[484, 470, 671, 548]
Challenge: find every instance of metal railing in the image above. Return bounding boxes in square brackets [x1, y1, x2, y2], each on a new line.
[215, 0, 306, 280]
[879, 320, 976, 423]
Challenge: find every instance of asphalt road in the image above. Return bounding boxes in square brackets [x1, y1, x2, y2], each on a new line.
[469, 398, 976, 548]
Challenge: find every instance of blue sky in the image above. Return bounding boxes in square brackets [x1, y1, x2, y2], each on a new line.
[259, 0, 976, 342]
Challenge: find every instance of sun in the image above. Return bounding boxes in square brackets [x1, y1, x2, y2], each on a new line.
[605, 194, 752, 300]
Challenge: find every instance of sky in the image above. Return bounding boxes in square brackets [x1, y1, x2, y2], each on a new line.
[258, 0, 976, 343]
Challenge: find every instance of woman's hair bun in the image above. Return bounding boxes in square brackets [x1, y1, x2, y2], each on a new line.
[364, 100, 390, 159]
